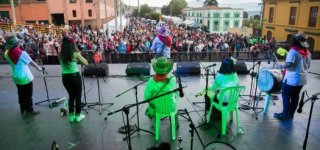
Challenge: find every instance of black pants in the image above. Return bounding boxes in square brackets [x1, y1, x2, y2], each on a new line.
[62, 73, 82, 115]
[16, 82, 34, 113]
[282, 82, 303, 117]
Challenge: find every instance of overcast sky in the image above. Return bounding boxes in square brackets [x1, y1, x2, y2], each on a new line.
[122, 0, 262, 11]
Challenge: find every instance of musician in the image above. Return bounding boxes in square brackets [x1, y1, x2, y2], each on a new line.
[4, 36, 42, 116]
[274, 33, 311, 120]
[150, 25, 172, 58]
[144, 57, 177, 126]
[59, 36, 88, 123]
[211, 58, 240, 104]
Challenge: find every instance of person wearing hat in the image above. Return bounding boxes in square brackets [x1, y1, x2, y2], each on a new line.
[144, 57, 178, 126]
[4, 35, 42, 116]
[274, 33, 312, 120]
[150, 25, 172, 58]
[59, 36, 88, 123]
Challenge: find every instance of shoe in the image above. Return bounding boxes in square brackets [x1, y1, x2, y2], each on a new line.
[69, 113, 75, 123]
[273, 113, 292, 120]
[26, 111, 40, 116]
[75, 114, 85, 122]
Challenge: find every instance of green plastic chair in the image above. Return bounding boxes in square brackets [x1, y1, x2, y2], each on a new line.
[206, 86, 245, 135]
[154, 92, 178, 141]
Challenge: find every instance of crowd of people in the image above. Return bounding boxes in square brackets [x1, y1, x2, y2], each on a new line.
[1, 16, 280, 64]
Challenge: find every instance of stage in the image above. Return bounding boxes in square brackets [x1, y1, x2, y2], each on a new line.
[0, 61, 320, 150]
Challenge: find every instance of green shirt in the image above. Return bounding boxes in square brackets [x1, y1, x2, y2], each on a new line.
[60, 52, 88, 74]
[211, 73, 240, 102]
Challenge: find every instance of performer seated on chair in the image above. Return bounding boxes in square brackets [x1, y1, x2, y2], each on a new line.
[144, 57, 178, 127]
[59, 36, 88, 123]
[211, 58, 240, 106]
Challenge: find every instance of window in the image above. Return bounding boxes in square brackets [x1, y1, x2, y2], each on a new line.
[267, 31, 272, 40]
[234, 21, 239, 28]
[308, 6, 318, 27]
[207, 20, 210, 29]
[224, 21, 229, 30]
[192, 13, 194, 17]
[213, 21, 219, 31]
[289, 7, 297, 25]
[72, 10, 77, 17]
[224, 13, 230, 18]
[208, 13, 210, 18]
[86, 0, 93, 3]
[213, 13, 220, 18]
[70, 0, 76, 3]
[234, 13, 240, 18]
[88, 10, 92, 17]
[287, 34, 293, 42]
[269, 7, 274, 23]
[0, 11, 10, 19]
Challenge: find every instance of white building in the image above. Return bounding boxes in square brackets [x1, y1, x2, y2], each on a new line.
[185, 6, 243, 33]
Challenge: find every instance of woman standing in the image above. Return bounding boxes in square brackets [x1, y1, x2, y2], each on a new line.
[59, 36, 88, 123]
[4, 36, 42, 116]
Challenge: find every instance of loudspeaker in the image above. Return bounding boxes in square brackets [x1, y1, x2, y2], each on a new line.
[234, 61, 249, 74]
[126, 63, 150, 75]
[176, 62, 201, 75]
[83, 63, 108, 76]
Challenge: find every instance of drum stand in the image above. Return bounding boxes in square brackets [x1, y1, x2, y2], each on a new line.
[239, 59, 264, 120]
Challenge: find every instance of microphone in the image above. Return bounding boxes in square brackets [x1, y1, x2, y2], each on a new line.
[177, 75, 184, 98]
[206, 63, 216, 68]
[297, 91, 305, 113]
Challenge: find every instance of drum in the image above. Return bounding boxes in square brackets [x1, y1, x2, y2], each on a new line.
[258, 68, 283, 93]
[204, 141, 236, 150]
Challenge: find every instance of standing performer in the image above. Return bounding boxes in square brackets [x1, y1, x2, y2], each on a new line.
[144, 57, 177, 126]
[274, 33, 311, 120]
[4, 36, 42, 116]
[59, 36, 88, 123]
[150, 25, 172, 58]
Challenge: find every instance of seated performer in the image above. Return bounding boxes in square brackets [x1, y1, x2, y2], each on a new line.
[144, 57, 178, 125]
[211, 58, 240, 105]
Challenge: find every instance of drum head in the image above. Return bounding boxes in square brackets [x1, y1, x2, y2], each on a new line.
[258, 69, 275, 92]
[204, 141, 236, 150]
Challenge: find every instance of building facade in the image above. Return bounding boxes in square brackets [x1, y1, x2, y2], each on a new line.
[262, 0, 320, 51]
[185, 6, 243, 33]
[0, 0, 115, 28]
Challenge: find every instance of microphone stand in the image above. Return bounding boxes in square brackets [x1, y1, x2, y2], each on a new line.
[183, 109, 205, 150]
[239, 59, 264, 120]
[111, 80, 154, 140]
[35, 52, 62, 108]
[87, 63, 113, 115]
[80, 65, 88, 113]
[192, 63, 216, 129]
[299, 92, 320, 150]
[107, 86, 185, 150]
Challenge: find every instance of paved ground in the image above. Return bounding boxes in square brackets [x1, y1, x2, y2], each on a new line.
[0, 60, 320, 150]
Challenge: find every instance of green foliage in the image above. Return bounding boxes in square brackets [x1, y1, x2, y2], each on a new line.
[0, 0, 19, 4]
[243, 18, 261, 29]
[132, 4, 161, 21]
[161, 5, 170, 15]
[203, 0, 218, 6]
[169, 0, 188, 16]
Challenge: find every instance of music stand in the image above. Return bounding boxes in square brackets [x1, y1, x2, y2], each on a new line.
[107, 86, 184, 150]
[111, 80, 153, 140]
[35, 52, 63, 108]
[86, 63, 113, 115]
[80, 65, 88, 113]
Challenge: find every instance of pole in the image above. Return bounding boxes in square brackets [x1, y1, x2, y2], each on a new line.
[115, 0, 118, 32]
[10, 0, 16, 27]
[104, 0, 108, 35]
[120, 0, 122, 31]
[138, 0, 140, 16]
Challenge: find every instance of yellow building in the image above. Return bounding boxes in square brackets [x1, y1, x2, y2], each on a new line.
[262, 0, 320, 51]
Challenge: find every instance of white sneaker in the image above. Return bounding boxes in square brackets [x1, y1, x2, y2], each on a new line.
[75, 114, 85, 122]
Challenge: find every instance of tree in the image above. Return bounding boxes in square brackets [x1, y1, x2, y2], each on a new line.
[132, 4, 161, 21]
[253, 15, 261, 20]
[243, 18, 261, 29]
[203, 0, 218, 6]
[140, 4, 152, 17]
[243, 11, 249, 19]
[161, 5, 170, 15]
[168, 0, 188, 16]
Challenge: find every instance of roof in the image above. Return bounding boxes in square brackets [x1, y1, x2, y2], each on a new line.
[186, 5, 241, 11]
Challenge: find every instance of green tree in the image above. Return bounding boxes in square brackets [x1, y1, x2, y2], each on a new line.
[169, 0, 188, 16]
[0, 0, 19, 4]
[243, 18, 261, 29]
[161, 5, 170, 15]
[203, 0, 218, 6]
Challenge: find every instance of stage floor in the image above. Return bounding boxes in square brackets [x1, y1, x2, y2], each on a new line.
[0, 61, 320, 150]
